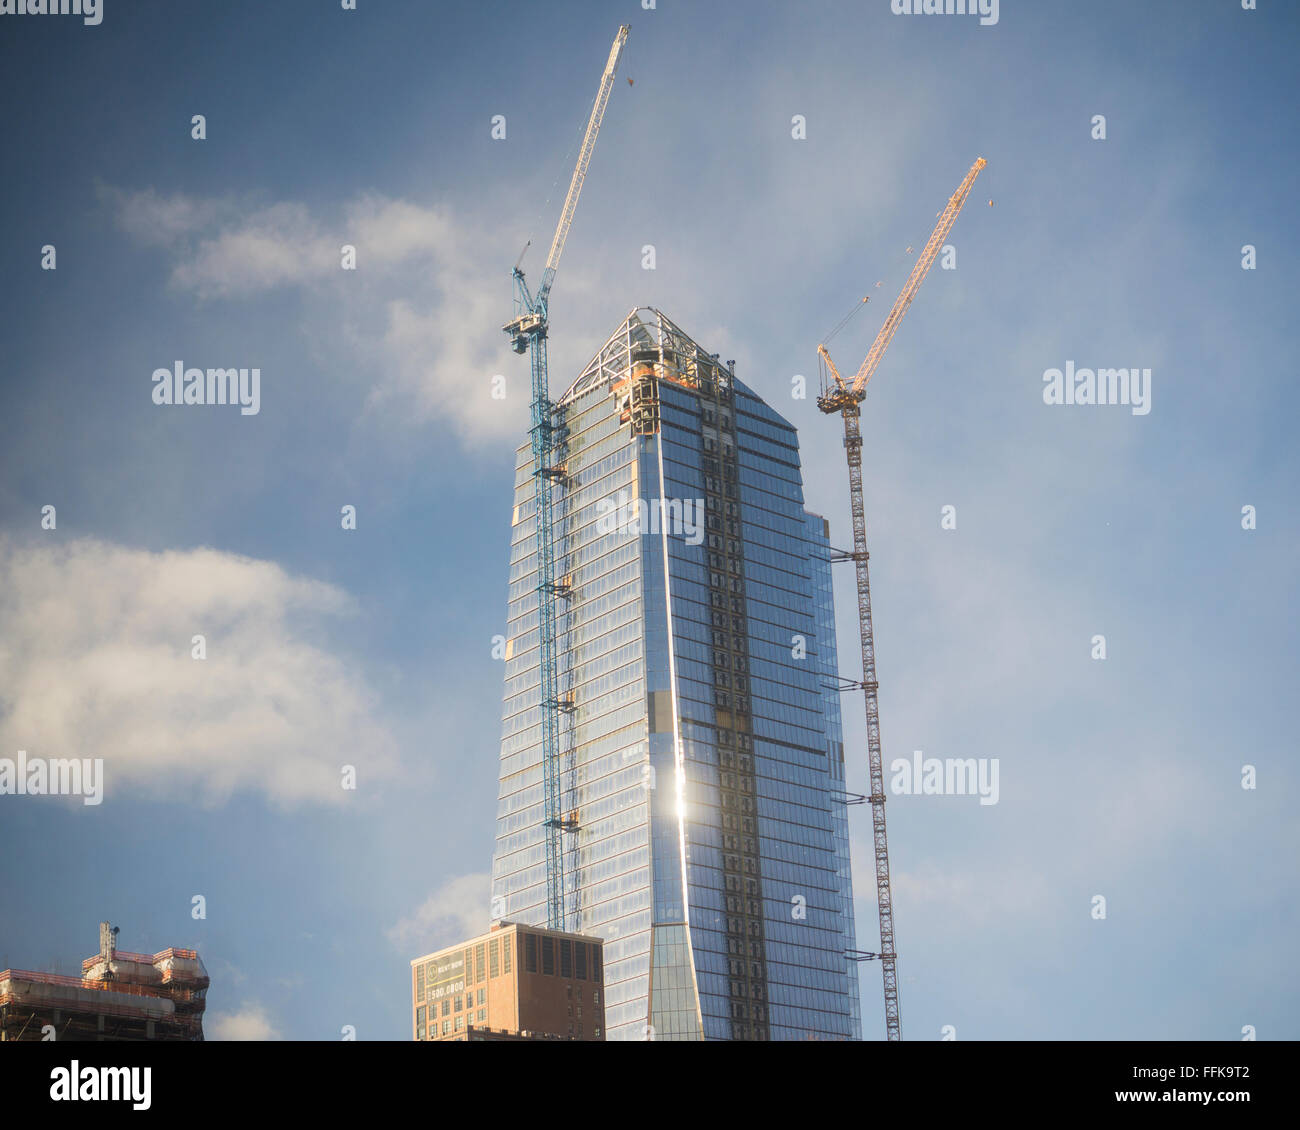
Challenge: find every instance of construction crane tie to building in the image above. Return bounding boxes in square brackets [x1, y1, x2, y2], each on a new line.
[817, 157, 987, 1042]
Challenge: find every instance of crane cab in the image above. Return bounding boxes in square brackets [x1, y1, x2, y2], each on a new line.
[503, 311, 545, 353]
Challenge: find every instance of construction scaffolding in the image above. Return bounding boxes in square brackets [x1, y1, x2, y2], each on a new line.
[0, 923, 208, 1042]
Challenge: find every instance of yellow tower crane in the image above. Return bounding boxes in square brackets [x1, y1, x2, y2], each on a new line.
[818, 157, 986, 1042]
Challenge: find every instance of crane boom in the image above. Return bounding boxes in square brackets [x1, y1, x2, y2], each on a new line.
[537, 25, 629, 306]
[816, 158, 987, 1042]
[824, 158, 986, 400]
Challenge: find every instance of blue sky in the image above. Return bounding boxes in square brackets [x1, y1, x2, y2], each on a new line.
[1, 0, 1296, 1041]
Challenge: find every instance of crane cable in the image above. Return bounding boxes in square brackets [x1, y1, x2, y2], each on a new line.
[818, 206, 946, 392]
[526, 97, 596, 271]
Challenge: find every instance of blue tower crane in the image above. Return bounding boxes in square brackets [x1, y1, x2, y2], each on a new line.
[502, 25, 629, 932]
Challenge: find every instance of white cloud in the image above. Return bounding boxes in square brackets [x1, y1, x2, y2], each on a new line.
[208, 1002, 280, 1041]
[104, 185, 526, 444]
[100, 184, 231, 249]
[171, 201, 336, 298]
[0, 537, 397, 806]
[387, 871, 490, 953]
[347, 194, 456, 264]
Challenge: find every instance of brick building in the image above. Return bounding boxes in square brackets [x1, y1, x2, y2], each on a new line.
[411, 922, 604, 1041]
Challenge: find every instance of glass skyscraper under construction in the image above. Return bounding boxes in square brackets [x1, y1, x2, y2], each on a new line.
[491, 308, 862, 1041]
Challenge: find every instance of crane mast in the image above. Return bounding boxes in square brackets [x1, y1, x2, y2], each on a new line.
[818, 158, 986, 1041]
[502, 26, 629, 932]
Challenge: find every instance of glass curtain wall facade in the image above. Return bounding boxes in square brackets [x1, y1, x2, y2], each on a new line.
[492, 308, 861, 1041]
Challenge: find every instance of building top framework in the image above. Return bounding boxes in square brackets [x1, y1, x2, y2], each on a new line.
[560, 307, 737, 407]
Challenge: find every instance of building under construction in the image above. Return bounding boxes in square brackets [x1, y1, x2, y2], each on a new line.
[490, 308, 862, 1041]
[0, 922, 207, 1042]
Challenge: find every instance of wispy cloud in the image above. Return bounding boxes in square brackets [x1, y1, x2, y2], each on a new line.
[0, 537, 397, 806]
[101, 184, 527, 444]
[207, 1002, 280, 1041]
[387, 871, 490, 953]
